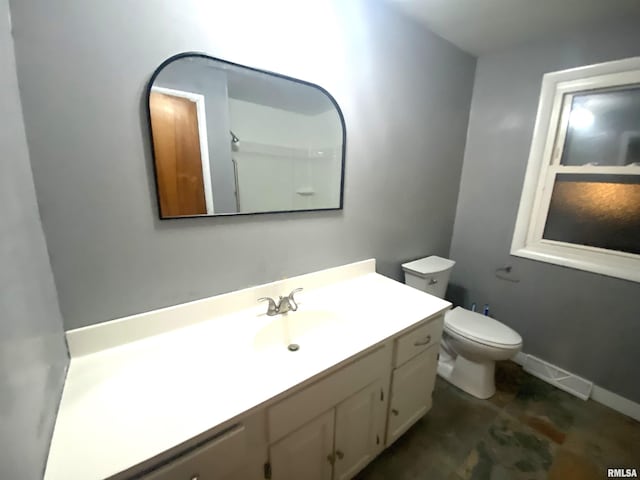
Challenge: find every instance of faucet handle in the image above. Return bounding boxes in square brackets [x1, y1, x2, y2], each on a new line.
[287, 288, 303, 311]
[258, 297, 278, 316]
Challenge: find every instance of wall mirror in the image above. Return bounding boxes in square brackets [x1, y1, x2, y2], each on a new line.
[147, 53, 346, 218]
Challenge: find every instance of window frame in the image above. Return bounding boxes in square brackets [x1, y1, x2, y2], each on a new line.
[511, 57, 640, 283]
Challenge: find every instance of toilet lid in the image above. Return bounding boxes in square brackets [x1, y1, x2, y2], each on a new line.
[402, 255, 456, 277]
[444, 307, 522, 348]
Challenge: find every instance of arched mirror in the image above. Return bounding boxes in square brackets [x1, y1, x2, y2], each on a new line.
[147, 53, 346, 218]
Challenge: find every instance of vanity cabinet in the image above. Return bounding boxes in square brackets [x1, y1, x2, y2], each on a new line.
[269, 378, 387, 480]
[45, 261, 453, 480]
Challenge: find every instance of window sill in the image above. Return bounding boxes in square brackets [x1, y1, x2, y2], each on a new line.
[511, 242, 640, 283]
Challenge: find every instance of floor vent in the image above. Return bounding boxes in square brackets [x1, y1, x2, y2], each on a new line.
[521, 354, 593, 400]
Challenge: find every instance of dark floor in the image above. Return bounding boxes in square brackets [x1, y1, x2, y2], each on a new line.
[357, 361, 640, 480]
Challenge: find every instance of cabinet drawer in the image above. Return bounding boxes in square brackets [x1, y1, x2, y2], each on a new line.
[394, 315, 443, 368]
[268, 344, 391, 444]
[142, 424, 246, 480]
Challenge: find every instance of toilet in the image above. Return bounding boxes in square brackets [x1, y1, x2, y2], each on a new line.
[402, 256, 522, 399]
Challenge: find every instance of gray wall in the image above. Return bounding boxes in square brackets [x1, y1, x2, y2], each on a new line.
[10, 0, 476, 330]
[0, 0, 68, 478]
[449, 19, 640, 402]
[155, 60, 238, 213]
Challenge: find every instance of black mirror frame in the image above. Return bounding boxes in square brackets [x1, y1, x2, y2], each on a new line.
[146, 52, 347, 219]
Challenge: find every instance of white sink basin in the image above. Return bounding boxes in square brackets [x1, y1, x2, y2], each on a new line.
[253, 310, 346, 353]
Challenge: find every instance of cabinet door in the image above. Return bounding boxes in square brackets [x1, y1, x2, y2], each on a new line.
[333, 379, 386, 480]
[270, 410, 334, 480]
[386, 345, 438, 446]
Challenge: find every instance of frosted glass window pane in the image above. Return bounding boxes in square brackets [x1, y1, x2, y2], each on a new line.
[561, 87, 640, 166]
[543, 174, 640, 254]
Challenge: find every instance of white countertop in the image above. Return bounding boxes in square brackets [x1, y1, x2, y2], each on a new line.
[45, 260, 450, 480]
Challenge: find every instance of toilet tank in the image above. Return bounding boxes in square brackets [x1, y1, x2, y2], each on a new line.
[401, 256, 456, 298]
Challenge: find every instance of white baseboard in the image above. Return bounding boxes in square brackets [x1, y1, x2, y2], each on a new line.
[513, 352, 527, 366]
[591, 385, 640, 422]
[510, 351, 640, 422]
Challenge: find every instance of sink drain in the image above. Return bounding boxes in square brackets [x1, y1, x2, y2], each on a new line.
[288, 343, 300, 352]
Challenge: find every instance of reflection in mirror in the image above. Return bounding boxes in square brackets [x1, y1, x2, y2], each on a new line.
[147, 54, 345, 218]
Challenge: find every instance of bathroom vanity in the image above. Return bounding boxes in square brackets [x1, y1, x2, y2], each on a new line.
[45, 260, 450, 480]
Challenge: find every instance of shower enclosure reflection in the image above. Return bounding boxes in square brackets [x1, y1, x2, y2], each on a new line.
[147, 53, 345, 218]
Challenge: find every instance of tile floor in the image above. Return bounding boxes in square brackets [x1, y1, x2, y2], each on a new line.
[356, 361, 640, 480]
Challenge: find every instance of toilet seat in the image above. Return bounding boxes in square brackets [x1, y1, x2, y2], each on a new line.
[444, 307, 522, 349]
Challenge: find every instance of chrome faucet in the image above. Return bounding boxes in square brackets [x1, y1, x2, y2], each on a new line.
[258, 288, 303, 316]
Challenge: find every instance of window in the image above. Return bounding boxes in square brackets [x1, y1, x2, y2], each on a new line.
[512, 57, 640, 283]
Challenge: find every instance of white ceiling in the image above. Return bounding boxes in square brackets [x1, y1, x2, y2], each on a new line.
[388, 0, 640, 56]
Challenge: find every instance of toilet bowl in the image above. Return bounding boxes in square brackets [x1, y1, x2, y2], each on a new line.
[438, 307, 522, 399]
[401, 256, 522, 399]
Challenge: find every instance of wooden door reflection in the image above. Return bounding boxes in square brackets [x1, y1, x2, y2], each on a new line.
[150, 92, 206, 216]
